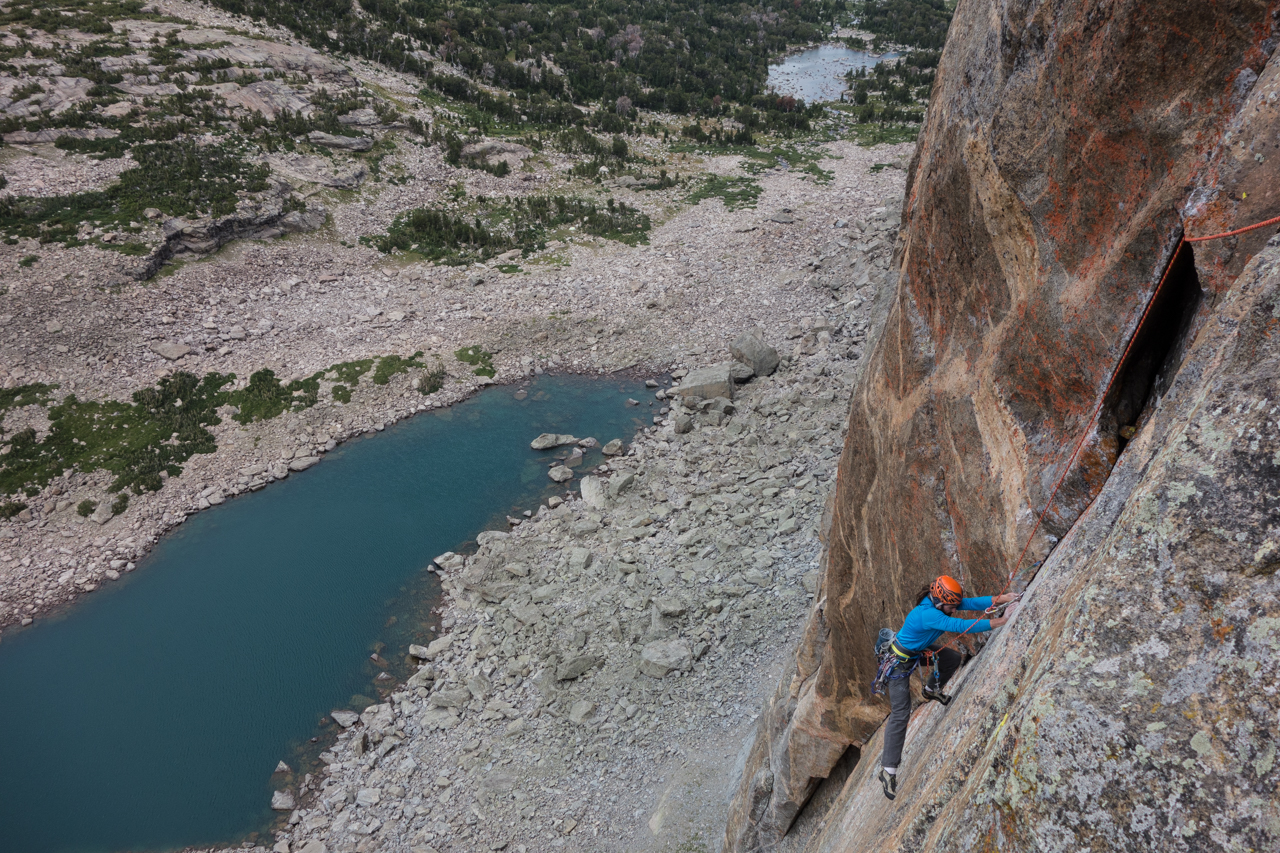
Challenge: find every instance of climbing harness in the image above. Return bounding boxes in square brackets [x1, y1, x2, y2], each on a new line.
[870, 628, 938, 697]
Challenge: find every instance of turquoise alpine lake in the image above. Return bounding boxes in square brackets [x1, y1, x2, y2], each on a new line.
[0, 374, 650, 853]
[767, 44, 899, 104]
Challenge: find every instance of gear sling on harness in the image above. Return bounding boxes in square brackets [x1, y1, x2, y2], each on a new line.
[871, 629, 935, 697]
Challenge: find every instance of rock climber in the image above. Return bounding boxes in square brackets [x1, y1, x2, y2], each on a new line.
[878, 575, 1019, 800]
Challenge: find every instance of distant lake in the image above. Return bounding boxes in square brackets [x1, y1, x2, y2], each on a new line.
[768, 44, 900, 104]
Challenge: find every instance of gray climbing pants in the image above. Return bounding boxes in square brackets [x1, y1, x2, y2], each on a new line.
[880, 648, 963, 769]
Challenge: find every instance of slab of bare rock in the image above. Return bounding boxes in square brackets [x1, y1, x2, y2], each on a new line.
[730, 330, 780, 376]
[149, 342, 191, 361]
[307, 131, 372, 151]
[460, 140, 531, 163]
[602, 439, 625, 455]
[549, 465, 574, 483]
[531, 433, 578, 450]
[676, 363, 734, 401]
[556, 653, 603, 681]
[289, 456, 320, 472]
[639, 639, 692, 677]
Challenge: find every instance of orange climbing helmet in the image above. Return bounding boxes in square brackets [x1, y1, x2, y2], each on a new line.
[930, 575, 963, 608]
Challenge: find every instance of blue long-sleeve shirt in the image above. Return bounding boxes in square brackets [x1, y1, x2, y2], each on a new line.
[894, 597, 994, 653]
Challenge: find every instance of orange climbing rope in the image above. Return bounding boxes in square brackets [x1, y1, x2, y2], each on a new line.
[1185, 213, 1280, 242]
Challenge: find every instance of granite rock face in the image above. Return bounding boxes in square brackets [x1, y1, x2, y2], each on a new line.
[723, 3, 1280, 851]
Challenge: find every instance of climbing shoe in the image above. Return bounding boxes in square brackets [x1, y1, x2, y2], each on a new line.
[879, 768, 897, 800]
[922, 685, 952, 705]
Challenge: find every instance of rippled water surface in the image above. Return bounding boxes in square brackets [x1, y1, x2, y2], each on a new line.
[0, 375, 649, 853]
[767, 44, 897, 104]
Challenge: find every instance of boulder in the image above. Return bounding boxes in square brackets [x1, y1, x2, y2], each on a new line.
[420, 635, 454, 659]
[149, 342, 191, 361]
[429, 688, 471, 708]
[556, 654, 603, 681]
[433, 552, 466, 571]
[531, 433, 578, 450]
[289, 456, 319, 472]
[330, 710, 359, 728]
[639, 639, 692, 678]
[675, 363, 734, 401]
[673, 413, 694, 434]
[730, 330, 780, 377]
[608, 471, 636, 498]
[548, 465, 574, 483]
[568, 699, 596, 725]
[270, 790, 296, 811]
[602, 438, 625, 456]
[580, 475, 607, 509]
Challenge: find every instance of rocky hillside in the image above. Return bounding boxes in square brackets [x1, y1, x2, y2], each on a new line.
[724, 2, 1280, 851]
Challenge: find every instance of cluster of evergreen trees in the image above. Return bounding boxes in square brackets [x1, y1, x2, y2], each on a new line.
[370, 194, 649, 261]
[857, 0, 952, 51]
[208, 0, 849, 117]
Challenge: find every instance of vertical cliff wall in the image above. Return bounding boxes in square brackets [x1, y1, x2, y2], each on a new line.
[723, 2, 1280, 850]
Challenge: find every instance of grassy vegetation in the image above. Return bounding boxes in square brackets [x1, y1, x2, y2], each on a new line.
[366, 194, 650, 263]
[0, 142, 269, 247]
[417, 362, 447, 394]
[0, 384, 55, 417]
[0, 501, 27, 520]
[686, 176, 762, 211]
[0, 372, 234, 497]
[455, 346, 495, 378]
[0, 354, 436, 500]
